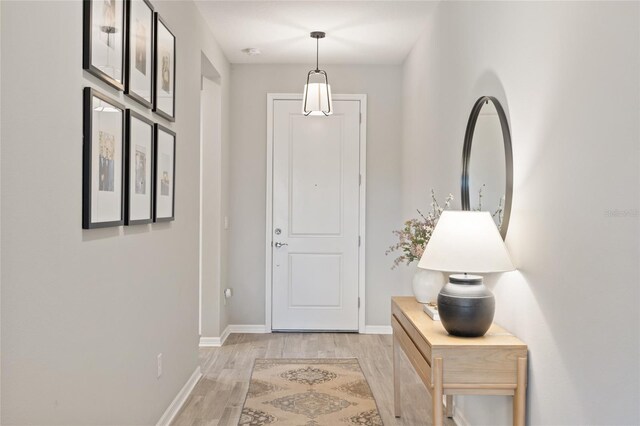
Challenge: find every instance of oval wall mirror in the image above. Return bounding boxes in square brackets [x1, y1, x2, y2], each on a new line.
[461, 96, 513, 239]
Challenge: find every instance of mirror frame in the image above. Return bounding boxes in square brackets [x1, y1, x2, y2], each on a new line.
[461, 96, 513, 239]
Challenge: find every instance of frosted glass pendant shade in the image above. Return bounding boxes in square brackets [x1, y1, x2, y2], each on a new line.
[302, 32, 333, 116]
[418, 211, 514, 273]
[302, 82, 333, 116]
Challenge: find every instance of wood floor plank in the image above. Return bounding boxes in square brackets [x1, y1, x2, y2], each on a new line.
[172, 333, 457, 426]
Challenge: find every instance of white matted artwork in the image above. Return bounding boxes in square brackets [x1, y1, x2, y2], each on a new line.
[125, 110, 154, 224]
[125, 0, 154, 107]
[153, 14, 175, 121]
[154, 124, 175, 221]
[84, 0, 125, 90]
[83, 87, 125, 228]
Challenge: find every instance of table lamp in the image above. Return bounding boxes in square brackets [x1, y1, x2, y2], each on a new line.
[418, 211, 514, 337]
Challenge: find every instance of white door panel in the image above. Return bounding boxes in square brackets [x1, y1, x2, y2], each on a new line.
[290, 115, 343, 235]
[272, 99, 361, 331]
[289, 254, 342, 307]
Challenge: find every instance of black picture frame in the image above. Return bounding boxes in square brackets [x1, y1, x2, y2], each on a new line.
[153, 13, 176, 122]
[83, 0, 127, 91]
[153, 124, 176, 222]
[124, 0, 155, 108]
[83, 87, 126, 229]
[125, 110, 155, 225]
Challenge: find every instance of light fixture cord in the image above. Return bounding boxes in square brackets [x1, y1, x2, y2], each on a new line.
[316, 37, 319, 72]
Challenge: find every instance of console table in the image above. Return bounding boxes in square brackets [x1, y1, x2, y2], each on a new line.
[392, 296, 528, 426]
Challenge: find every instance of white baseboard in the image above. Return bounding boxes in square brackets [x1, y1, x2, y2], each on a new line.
[199, 324, 268, 348]
[199, 325, 231, 347]
[228, 324, 268, 334]
[156, 366, 202, 426]
[220, 325, 231, 343]
[199, 336, 223, 347]
[363, 325, 393, 334]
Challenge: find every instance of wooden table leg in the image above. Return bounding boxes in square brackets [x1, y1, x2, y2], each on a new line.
[432, 357, 443, 426]
[445, 395, 454, 418]
[513, 357, 527, 426]
[393, 334, 401, 418]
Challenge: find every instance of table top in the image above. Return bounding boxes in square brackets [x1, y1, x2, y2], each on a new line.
[392, 296, 527, 349]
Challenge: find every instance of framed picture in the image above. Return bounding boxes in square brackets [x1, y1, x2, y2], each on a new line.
[154, 124, 176, 221]
[83, 87, 125, 229]
[125, 110, 154, 225]
[153, 14, 176, 121]
[125, 0, 154, 108]
[83, 0, 126, 90]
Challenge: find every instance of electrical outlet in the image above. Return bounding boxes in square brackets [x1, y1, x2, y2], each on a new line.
[157, 353, 163, 378]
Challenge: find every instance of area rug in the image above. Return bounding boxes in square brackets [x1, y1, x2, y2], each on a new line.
[239, 358, 383, 426]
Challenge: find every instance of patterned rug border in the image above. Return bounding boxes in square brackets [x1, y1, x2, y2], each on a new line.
[239, 357, 385, 426]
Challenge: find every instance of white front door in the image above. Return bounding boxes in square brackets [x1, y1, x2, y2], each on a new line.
[271, 98, 362, 331]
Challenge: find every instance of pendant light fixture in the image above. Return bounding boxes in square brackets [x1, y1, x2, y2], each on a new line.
[302, 31, 333, 116]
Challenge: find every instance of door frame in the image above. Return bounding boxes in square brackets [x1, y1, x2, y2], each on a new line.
[265, 93, 367, 333]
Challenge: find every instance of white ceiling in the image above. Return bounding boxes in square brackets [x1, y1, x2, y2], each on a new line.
[194, 1, 437, 65]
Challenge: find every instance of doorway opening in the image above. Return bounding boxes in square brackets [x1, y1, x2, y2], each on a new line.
[199, 53, 224, 342]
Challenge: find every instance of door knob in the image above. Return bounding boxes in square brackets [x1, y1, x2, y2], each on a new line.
[274, 242, 288, 248]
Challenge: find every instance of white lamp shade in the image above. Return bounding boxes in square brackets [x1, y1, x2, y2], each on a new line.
[417, 211, 514, 273]
[302, 83, 333, 116]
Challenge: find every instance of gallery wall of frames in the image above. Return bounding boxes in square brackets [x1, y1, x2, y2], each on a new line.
[82, 0, 177, 229]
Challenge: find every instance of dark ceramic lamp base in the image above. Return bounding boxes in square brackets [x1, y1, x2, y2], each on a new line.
[437, 274, 495, 337]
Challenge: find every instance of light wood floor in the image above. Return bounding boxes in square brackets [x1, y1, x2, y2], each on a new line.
[172, 333, 456, 426]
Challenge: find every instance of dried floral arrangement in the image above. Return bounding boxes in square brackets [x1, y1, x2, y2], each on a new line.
[475, 184, 505, 230]
[386, 190, 453, 269]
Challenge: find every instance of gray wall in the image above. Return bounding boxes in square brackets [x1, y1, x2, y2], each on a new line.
[0, 1, 230, 423]
[228, 64, 408, 327]
[402, 1, 639, 424]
